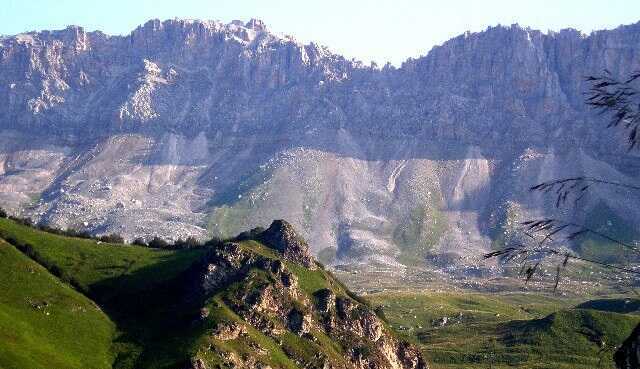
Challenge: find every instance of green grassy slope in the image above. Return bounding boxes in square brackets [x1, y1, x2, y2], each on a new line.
[0, 239, 115, 369]
[501, 309, 639, 366]
[0, 219, 367, 369]
[0, 218, 204, 294]
[0, 218, 207, 369]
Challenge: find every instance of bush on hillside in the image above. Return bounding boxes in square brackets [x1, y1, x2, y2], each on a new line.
[132, 238, 147, 247]
[99, 233, 125, 244]
[204, 236, 224, 248]
[63, 228, 93, 239]
[148, 237, 169, 249]
[172, 236, 201, 249]
[232, 227, 265, 242]
[9, 216, 33, 227]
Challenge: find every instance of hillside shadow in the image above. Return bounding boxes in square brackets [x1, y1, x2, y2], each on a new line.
[575, 299, 640, 314]
[86, 251, 207, 369]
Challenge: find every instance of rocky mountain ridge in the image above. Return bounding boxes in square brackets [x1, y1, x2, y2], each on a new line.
[1, 18, 639, 268]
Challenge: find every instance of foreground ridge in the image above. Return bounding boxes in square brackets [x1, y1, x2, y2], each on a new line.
[0, 216, 427, 369]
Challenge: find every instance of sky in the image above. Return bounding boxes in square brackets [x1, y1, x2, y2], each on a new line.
[2, 0, 639, 66]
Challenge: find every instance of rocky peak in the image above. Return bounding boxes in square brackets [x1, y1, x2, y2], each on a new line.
[258, 220, 317, 269]
[185, 225, 428, 369]
[245, 18, 268, 32]
[129, 17, 276, 50]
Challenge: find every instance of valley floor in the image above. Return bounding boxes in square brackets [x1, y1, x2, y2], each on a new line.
[334, 265, 640, 369]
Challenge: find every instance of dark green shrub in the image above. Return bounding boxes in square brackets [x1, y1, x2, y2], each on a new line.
[9, 216, 33, 227]
[99, 233, 125, 244]
[148, 237, 169, 249]
[374, 305, 388, 322]
[232, 226, 265, 241]
[132, 238, 147, 247]
[354, 344, 373, 359]
[172, 236, 201, 249]
[204, 236, 223, 248]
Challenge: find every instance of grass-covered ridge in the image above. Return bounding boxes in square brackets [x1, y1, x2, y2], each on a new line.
[0, 218, 205, 294]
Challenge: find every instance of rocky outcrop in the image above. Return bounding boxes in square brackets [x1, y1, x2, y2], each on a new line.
[193, 220, 314, 296]
[258, 220, 317, 269]
[186, 358, 208, 369]
[1, 19, 639, 268]
[187, 221, 428, 369]
[211, 321, 247, 341]
[313, 288, 336, 313]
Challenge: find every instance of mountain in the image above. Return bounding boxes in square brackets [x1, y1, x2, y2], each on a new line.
[1, 19, 639, 268]
[0, 215, 427, 369]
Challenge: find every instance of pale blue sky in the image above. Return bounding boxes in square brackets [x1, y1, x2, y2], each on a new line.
[2, 0, 639, 65]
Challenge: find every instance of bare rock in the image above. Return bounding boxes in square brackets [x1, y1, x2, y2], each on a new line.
[314, 288, 336, 313]
[211, 322, 247, 341]
[287, 308, 312, 335]
[186, 358, 208, 369]
[258, 220, 316, 269]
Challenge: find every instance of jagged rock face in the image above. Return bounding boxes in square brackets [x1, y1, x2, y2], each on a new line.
[193, 221, 314, 295]
[210, 321, 247, 341]
[1, 19, 640, 267]
[314, 288, 336, 313]
[188, 223, 428, 369]
[615, 323, 640, 369]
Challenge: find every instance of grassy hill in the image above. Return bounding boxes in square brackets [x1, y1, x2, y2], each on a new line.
[368, 292, 640, 369]
[0, 217, 207, 368]
[0, 218, 427, 369]
[0, 218, 205, 294]
[0, 238, 115, 369]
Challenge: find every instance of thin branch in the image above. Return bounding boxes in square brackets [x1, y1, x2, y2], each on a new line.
[585, 70, 640, 149]
[530, 177, 640, 208]
[485, 247, 640, 276]
[523, 218, 640, 254]
[531, 177, 640, 193]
